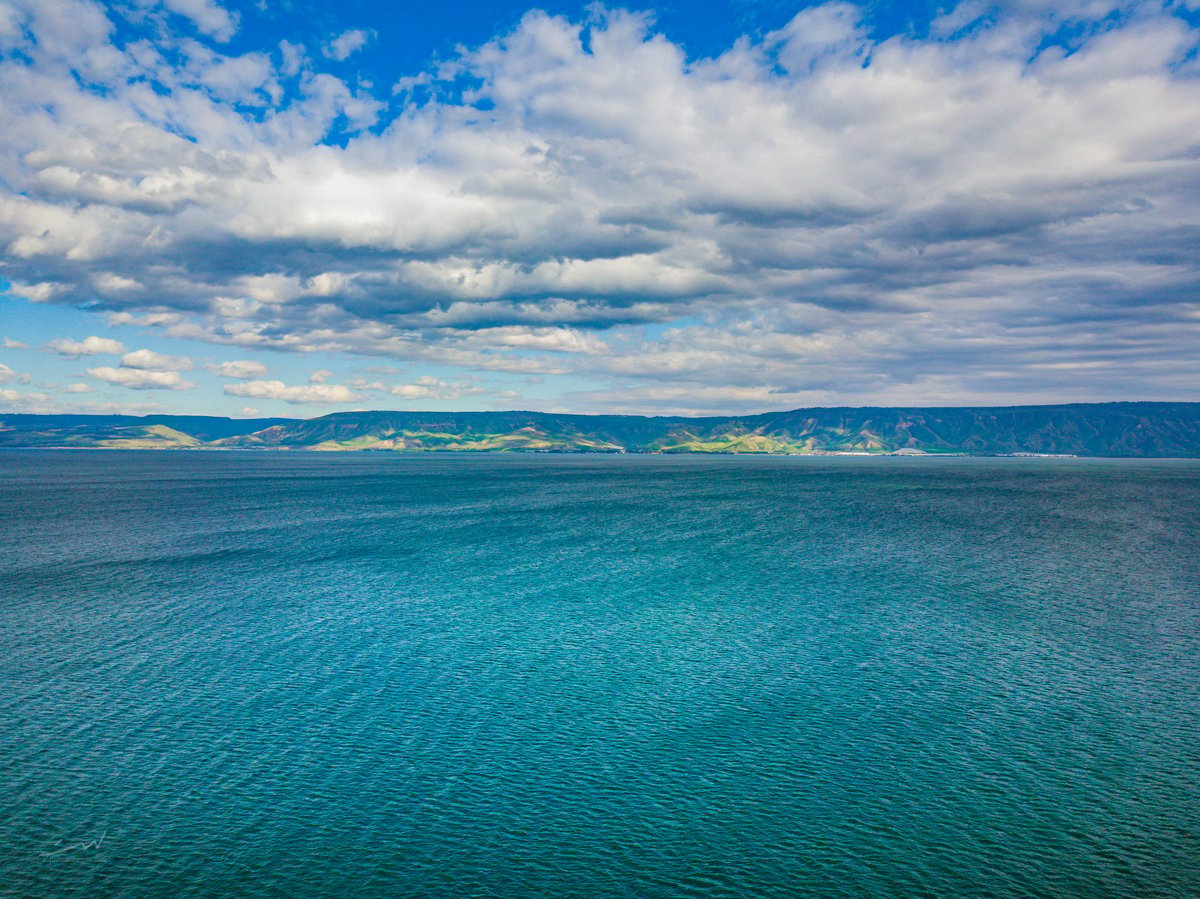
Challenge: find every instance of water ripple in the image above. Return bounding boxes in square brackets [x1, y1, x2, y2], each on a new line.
[1, 453, 1198, 897]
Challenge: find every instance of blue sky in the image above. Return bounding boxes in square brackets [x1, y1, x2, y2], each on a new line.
[2, 0, 1199, 418]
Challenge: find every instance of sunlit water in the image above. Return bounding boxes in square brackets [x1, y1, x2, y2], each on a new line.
[2, 452, 1199, 897]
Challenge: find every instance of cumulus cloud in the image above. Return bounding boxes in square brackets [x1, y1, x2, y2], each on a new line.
[209, 359, 268, 379]
[161, 0, 238, 42]
[323, 28, 372, 61]
[3, 337, 29, 349]
[87, 367, 195, 390]
[65, 382, 94, 393]
[119, 348, 193, 371]
[223, 379, 361, 404]
[3, 0, 1200, 409]
[388, 375, 485, 401]
[0, 362, 20, 383]
[45, 336, 125, 357]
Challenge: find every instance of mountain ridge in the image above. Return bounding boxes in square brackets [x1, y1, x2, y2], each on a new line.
[3, 402, 1200, 456]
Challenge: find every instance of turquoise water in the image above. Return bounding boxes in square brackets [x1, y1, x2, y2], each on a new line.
[2, 452, 1199, 897]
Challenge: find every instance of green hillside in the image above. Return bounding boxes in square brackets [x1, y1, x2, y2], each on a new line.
[0, 414, 295, 448]
[2, 404, 1199, 456]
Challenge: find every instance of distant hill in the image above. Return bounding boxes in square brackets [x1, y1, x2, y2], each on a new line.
[3, 403, 1200, 455]
[0, 414, 297, 448]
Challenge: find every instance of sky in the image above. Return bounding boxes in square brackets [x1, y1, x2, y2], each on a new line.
[1, 0, 1199, 418]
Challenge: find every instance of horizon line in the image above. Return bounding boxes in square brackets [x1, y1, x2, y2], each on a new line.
[5, 399, 1200, 422]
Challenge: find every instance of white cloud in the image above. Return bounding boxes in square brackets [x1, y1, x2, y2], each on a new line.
[2, 1, 1200, 407]
[3, 337, 29, 349]
[209, 359, 268, 379]
[223, 379, 361, 404]
[120, 348, 194, 371]
[768, 3, 868, 74]
[324, 28, 372, 61]
[65, 382, 94, 393]
[387, 375, 484, 401]
[0, 362, 19, 384]
[308, 368, 332, 383]
[0, 391, 169, 413]
[466, 326, 606, 354]
[87, 367, 195, 390]
[279, 40, 305, 78]
[162, 0, 238, 42]
[45, 336, 125, 357]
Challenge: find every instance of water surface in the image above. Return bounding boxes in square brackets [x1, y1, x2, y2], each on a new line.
[2, 452, 1198, 896]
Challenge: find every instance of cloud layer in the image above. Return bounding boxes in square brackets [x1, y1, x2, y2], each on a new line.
[45, 336, 125, 357]
[2, 0, 1200, 412]
[224, 379, 360, 405]
[87, 366, 194, 390]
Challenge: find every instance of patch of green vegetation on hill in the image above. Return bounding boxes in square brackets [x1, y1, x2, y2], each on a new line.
[0, 421, 202, 448]
[304, 426, 626, 453]
[95, 424, 201, 448]
[655, 433, 806, 454]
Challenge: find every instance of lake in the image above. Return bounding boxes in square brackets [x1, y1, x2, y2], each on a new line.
[2, 452, 1198, 896]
